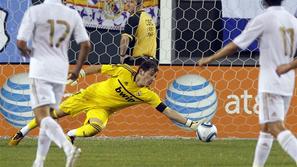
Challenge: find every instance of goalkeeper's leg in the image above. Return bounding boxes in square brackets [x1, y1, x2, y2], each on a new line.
[66, 109, 109, 143]
[66, 119, 103, 144]
[67, 120, 102, 138]
[8, 109, 67, 146]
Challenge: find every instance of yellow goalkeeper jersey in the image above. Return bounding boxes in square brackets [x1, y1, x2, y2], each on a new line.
[122, 10, 157, 58]
[82, 64, 163, 112]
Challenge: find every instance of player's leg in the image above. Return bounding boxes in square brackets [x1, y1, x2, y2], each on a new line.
[31, 109, 66, 166]
[252, 126, 273, 167]
[252, 93, 274, 167]
[266, 95, 297, 163]
[8, 118, 37, 146]
[51, 83, 82, 167]
[55, 89, 99, 143]
[8, 109, 65, 146]
[9, 90, 83, 146]
[253, 93, 297, 166]
[31, 79, 74, 166]
[67, 108, 110, 142]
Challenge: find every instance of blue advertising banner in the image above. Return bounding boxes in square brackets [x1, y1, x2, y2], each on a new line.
[0, 0, 30, 63]
[221, 0, 297, 51]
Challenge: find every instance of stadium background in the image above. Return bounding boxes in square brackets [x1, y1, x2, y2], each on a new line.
[1, 0, 297, 139]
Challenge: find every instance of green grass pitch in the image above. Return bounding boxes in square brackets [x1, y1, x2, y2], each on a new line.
[0, 138, 295, 167]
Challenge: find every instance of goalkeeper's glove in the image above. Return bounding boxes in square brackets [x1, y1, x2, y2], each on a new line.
[185, 118, 208, 131]
[67, 69, 86, 86]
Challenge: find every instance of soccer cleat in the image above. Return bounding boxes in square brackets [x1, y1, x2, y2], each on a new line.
[66, 146, 81, 167]
[8, 131, 24, 146]
[66, 135, 76, 144]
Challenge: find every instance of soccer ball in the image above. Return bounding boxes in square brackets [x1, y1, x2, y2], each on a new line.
[196, 122, 217, 142]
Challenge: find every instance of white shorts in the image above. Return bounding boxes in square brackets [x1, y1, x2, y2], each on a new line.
[30, 78, 65, 110]
[258, 92, 291, 124]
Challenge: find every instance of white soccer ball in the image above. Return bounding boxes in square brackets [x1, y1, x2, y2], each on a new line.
[196, 122, 217, 142]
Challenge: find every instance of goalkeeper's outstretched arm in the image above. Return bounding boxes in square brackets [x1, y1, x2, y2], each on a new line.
[81, 65, 102, 75]
[67, 65, 102, 85]
[162, 107, 205, 131]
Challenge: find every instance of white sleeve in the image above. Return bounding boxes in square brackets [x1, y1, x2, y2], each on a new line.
[233, 16, 264, 50]
[17, 8, 34, 41]
[73, 12, 89, 44]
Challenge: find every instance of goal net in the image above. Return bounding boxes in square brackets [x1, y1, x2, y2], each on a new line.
[1, 0, 297, 139]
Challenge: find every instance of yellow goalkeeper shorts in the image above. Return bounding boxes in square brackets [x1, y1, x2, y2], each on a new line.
[60, 90, 110, 128]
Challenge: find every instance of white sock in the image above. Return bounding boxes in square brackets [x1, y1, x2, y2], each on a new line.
[34, 128, 51, 167]
[277, 130, 297, 162]
[252, 132, 274, 167]
[40, 117, 73, 155]
[20, 125, 31, 135]
[67, 129, 76, 137]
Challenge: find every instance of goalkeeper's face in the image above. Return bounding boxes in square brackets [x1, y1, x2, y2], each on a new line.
[136, 69, 157, 87]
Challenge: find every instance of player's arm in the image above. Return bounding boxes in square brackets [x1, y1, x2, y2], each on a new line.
[198, 16, 263, 66]
[68, 41, 91, 81]
[198, 42, 239, 66]
[119, 14, 139, 63]
[68, 11, 91, 82]
[120, 35, 130, 58]
[82, 65, 102, 75]
[16, 40, 31, 57]
[67, 65, 102, 85]
[155, 102, 203, 131]
[16, 8, 34, 57]
[276, 52, 297, 76]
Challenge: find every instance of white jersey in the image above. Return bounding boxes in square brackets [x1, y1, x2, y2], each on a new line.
[234, 6, 297, 96]
[17, 0, 89, 84]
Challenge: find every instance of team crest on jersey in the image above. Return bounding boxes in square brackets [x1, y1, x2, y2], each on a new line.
[104, 0, 124, 19]
[0, 8, 9, 52]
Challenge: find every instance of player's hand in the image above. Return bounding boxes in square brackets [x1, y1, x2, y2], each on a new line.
[186, 118, 208, 131]
[197, 57, 213, 66]
[67, 69, 86, 86]
[120, 54, 130, 64]
[19, 47, 31, 58]
[276, 64, 292, 77]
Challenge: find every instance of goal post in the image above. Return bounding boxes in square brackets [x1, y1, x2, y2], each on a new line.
[159, 0, 172, 64]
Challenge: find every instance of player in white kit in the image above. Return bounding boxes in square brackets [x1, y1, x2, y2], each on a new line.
[198, 0, 297, 166]
[16, 0, 91, 166]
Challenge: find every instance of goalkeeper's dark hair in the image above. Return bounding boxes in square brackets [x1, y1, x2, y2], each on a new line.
[136, 0, 143, 6]
[263, 0, 284, 6]
[138, 59, 159, 74]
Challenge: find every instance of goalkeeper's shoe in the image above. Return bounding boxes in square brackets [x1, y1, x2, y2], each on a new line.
[8, 131, 24, 146]
[66, 135, 76, 144]
[66, 146, 81, 167]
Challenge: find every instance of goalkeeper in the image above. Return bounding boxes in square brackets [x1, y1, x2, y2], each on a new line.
[9, 60, 204, 145]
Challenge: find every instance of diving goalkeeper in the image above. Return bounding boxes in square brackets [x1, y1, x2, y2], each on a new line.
[9, 60, 204, 145]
